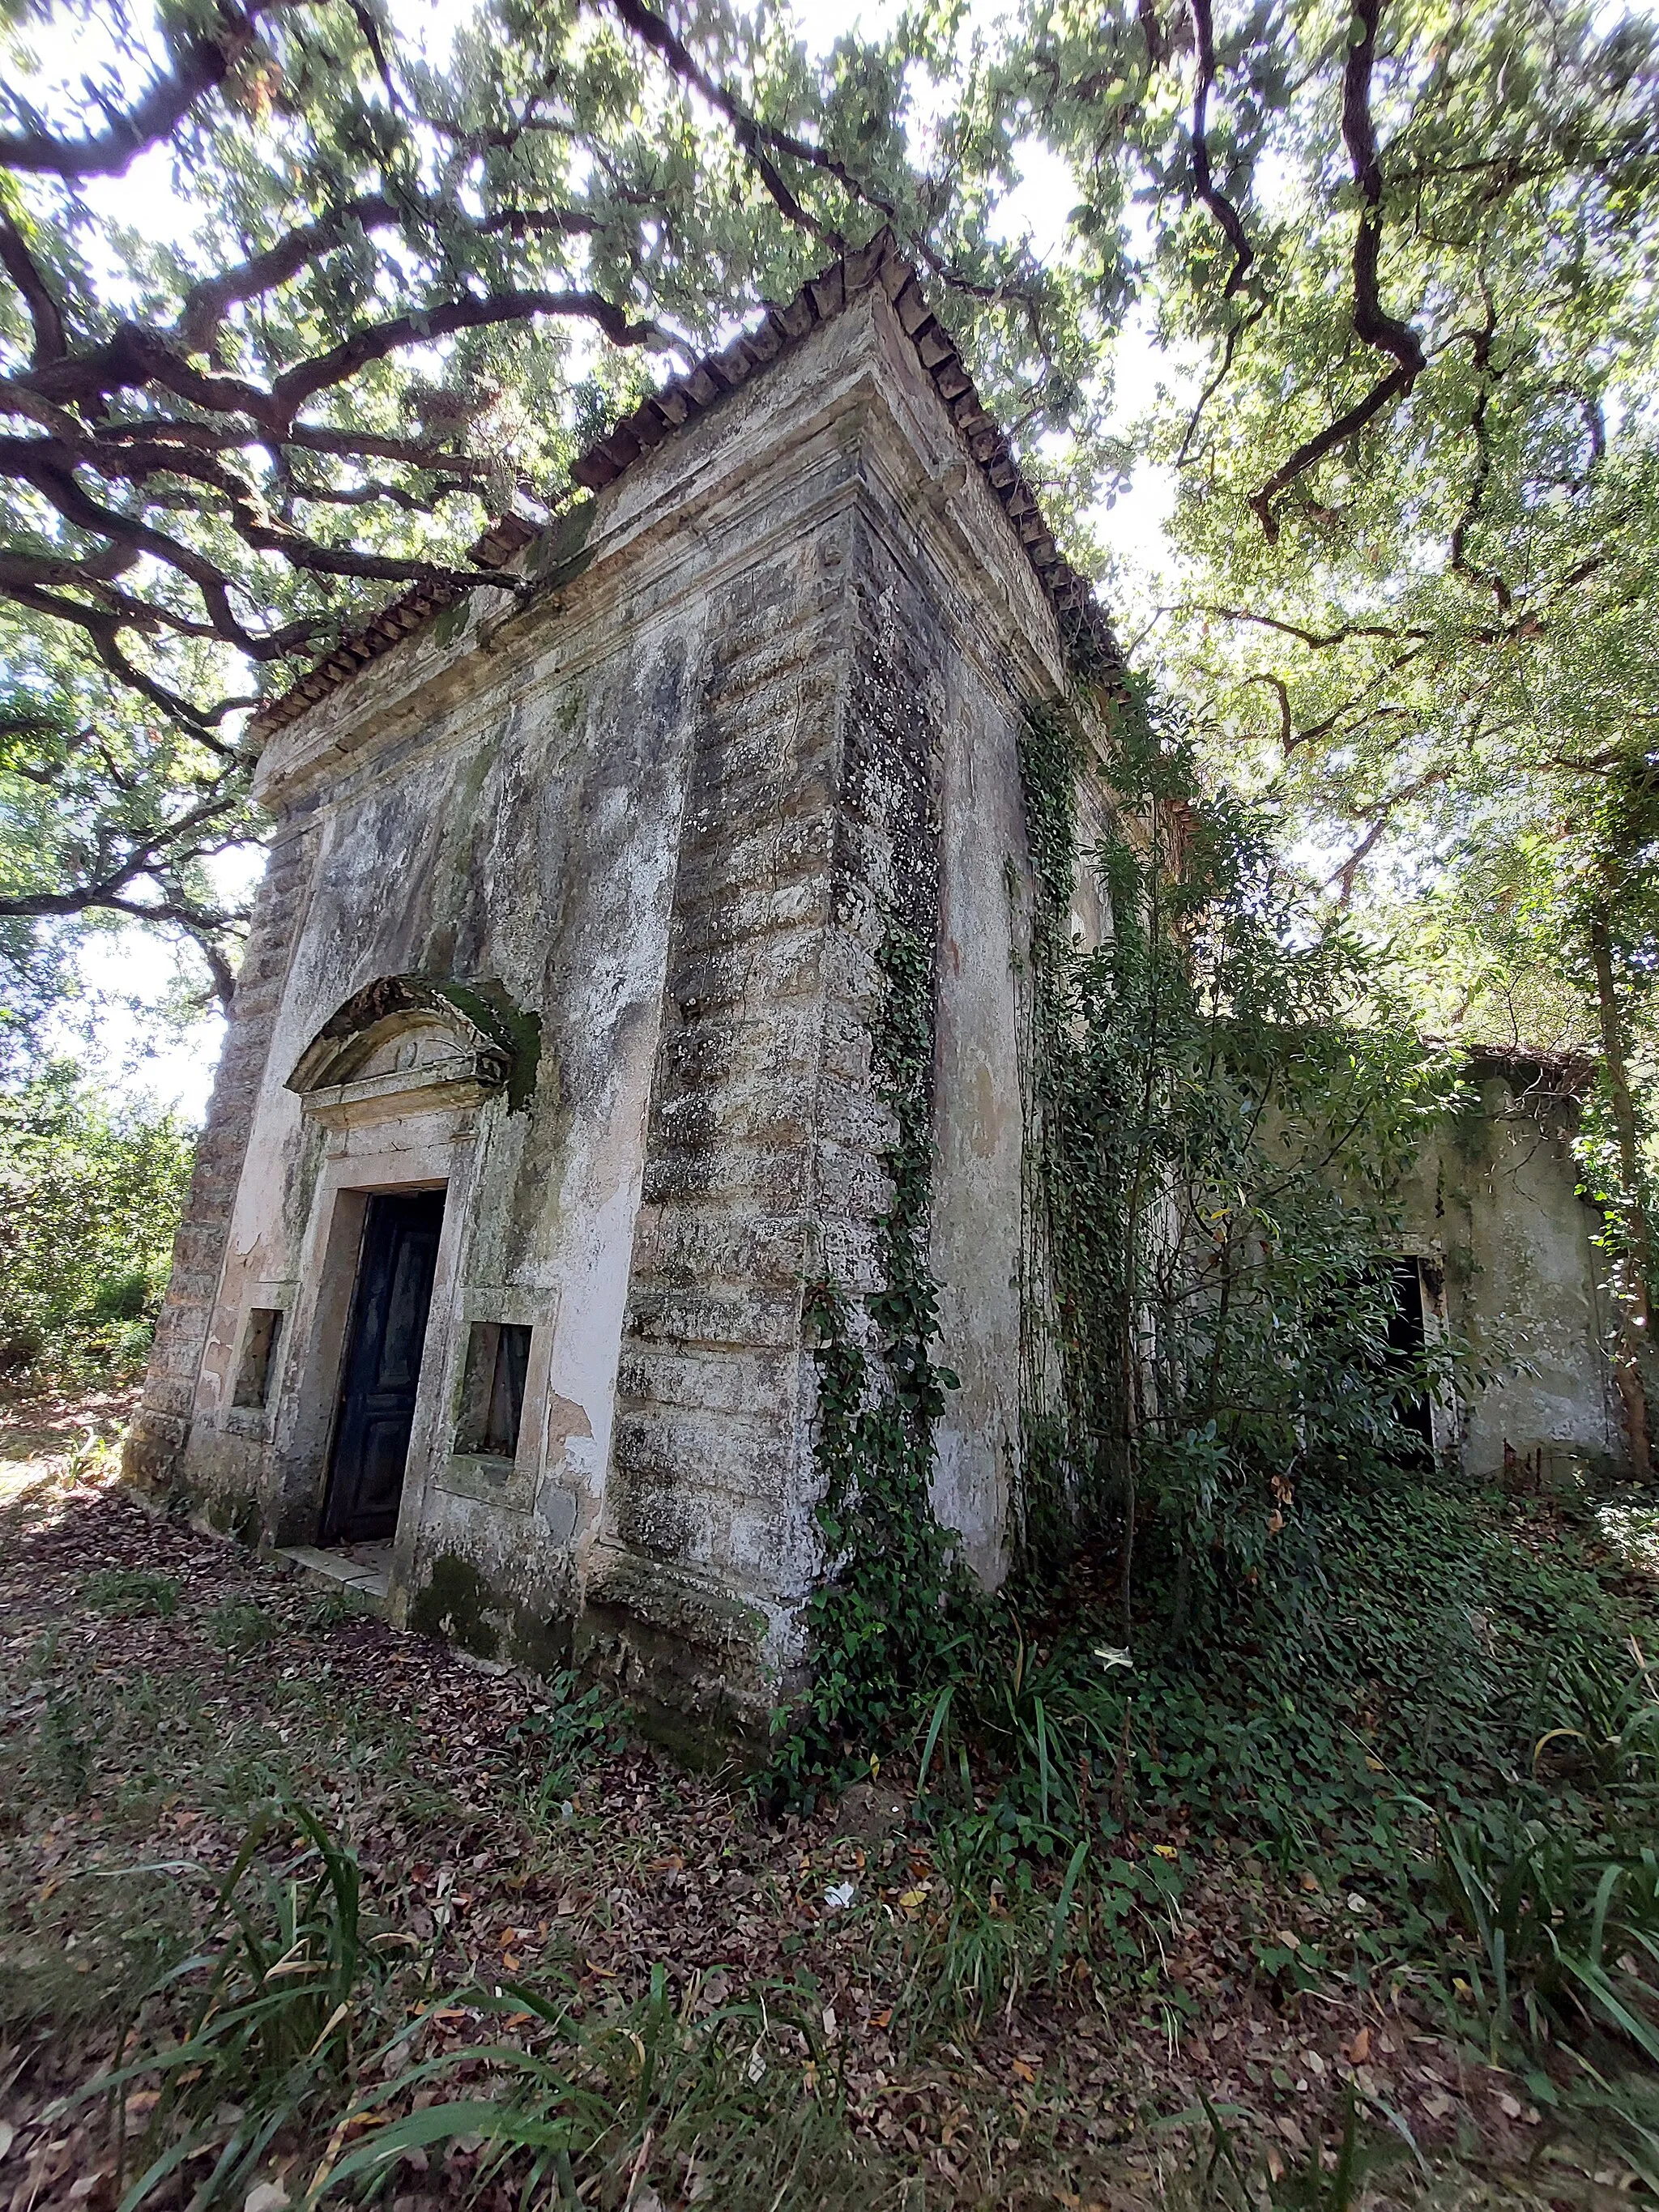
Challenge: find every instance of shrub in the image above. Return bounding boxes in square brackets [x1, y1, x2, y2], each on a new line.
[891, 1471, 1659, 2032]
[83, 1802, 411, 2208]
[504, 1668, 629, 1812]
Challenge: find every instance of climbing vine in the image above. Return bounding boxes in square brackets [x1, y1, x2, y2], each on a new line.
[1013, 684, 1461, 1638]
[1016, 698, 1140, 1576]
[771, 679, 1459, 1798]
[770, 916, 969, 1801]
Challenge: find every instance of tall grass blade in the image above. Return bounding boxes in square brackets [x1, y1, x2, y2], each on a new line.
[1560, 1953, 1659, 2065]
[313, 2098, 506, 2199]
[1047, 1837, 1090, 1985]
[915, 1686, 953, 1806]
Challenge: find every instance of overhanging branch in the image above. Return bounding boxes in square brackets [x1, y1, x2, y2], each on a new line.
[1249, 0, 1424, 539]
[0, 4, 267, 177]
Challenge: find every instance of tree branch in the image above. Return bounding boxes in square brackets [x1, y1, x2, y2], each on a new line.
[1189, 0, 1255, 299]
[1175, 301, 1265, 467]
[172, 191, 601, 354]
[1196, 604, 1427, 649]
[0, 864, 246, 1008]
[271, 287, 665, 415]
[0, 4, 265, 177]
[1250, 0, 1424, 539]
[286, 475, 462, 514]
[0, 210, 66, 365]
[601, 0, 1031, 313]
[173, 193, 405, 356]
[1236, 671, 1293, 753]
[0, 786, 245, 927]
[279, 426, 494, 476]
[1448, 289, 1512, 611]
[602, 0, 844, 247]
[1137, 0, 1170, 69]
[0, 576, 242, 741]
[1327, 768, 1448, 903]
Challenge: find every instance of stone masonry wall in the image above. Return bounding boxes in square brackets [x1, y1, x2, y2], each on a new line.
[129, 275, 1068, 1741]
[588, 435, 956, 1739]
[590, 522, 851, 1733]
[125, 820, 318, 1499]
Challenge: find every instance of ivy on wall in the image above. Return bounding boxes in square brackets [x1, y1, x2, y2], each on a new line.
[769, 916, 970, 1801]
[1015, 698, 1137, 1578]
[770, 673, 1457, 1796]
[1013, 680, 1464, 1639]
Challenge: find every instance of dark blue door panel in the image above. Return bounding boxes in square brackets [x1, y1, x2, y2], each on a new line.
[321, 1189, 445, 1543]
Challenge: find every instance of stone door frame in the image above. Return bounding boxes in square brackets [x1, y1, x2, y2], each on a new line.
[265, 1115, 486, 1600]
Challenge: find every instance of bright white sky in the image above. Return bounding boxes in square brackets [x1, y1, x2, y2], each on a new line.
[28, 0, 1175, 1120]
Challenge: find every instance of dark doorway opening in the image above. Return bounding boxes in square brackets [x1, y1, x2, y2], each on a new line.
[321, 1188, 446, 1545]
[1384, 1257, 1435, 1462]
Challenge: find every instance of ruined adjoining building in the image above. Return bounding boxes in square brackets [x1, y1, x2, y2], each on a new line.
[126, 237, 1635, 1739]
[1394, 1043, 1633, 1485]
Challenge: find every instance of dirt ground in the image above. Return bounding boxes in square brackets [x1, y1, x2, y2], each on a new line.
[0, 1393, 1641, 2210]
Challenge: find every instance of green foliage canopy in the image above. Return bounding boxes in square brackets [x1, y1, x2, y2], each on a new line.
[8, 0, 1659, 1046]
[0, 1062, 194, 1381]
[0, 0, 1100, 996]
[1002, 0, 1659, 1419]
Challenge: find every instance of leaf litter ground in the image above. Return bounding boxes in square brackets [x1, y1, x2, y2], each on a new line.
[0, 1393, 1645, 2210]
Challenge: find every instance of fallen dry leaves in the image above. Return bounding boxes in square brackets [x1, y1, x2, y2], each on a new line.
[0, 1395, 1615, 2209]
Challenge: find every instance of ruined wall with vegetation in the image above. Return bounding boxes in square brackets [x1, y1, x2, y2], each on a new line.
[1401, 1049, 1630, 1480]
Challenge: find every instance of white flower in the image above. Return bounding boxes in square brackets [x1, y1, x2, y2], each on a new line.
[1093, 1645, 1134, 1671]
[823, 1880, 858, 1911]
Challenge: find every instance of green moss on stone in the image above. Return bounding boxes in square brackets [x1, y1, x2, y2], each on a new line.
[528, 497, 597, 586]
[409, 1552, 501, 1658]
[509, 1606, 575, 1676]
[202, 1490, 262, 1550]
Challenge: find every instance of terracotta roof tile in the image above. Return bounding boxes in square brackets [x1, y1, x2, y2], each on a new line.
[249, 229, 1123, 739]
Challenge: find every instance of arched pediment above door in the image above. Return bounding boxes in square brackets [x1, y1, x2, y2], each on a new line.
[287, 975, 539, 1123]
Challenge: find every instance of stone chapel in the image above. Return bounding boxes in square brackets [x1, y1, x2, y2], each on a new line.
[126, 233, 1636, 1741]
[125, 232, 1114, 1739]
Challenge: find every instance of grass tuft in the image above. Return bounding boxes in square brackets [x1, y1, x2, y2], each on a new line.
[80, 1569, 180, 1619]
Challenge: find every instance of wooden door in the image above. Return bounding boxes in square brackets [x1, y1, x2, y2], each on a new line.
[321, 1189, 446, 1544]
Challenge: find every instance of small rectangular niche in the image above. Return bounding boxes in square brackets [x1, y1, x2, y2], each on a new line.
[456, 1320, 531, 1460]
[232, 1307, 284, 1409]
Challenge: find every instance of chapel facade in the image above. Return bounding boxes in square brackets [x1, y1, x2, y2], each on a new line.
[124, 235, 1115, 1737]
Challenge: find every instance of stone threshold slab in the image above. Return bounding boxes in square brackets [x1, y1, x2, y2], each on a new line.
[279, 1541, 392, 1605]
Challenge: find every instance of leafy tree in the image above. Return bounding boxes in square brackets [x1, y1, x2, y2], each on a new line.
[0, 1062, 195, 1383]
[1017, 693, 1461, 1642]
[0, 0, 1094, 1004]
[11, 0, 1653, 1034]
[1, 609, 253, 1008]
[8, 0, 1659, 1437]
[989, 0, 1659, 1463]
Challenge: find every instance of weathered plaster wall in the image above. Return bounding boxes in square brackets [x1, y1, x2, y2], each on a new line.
[128, 277, 1071, 1735]
[174, 490, 715, 1670]
[126, 822, 318, 1511]
[1399, 1056, 1628, 1478]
